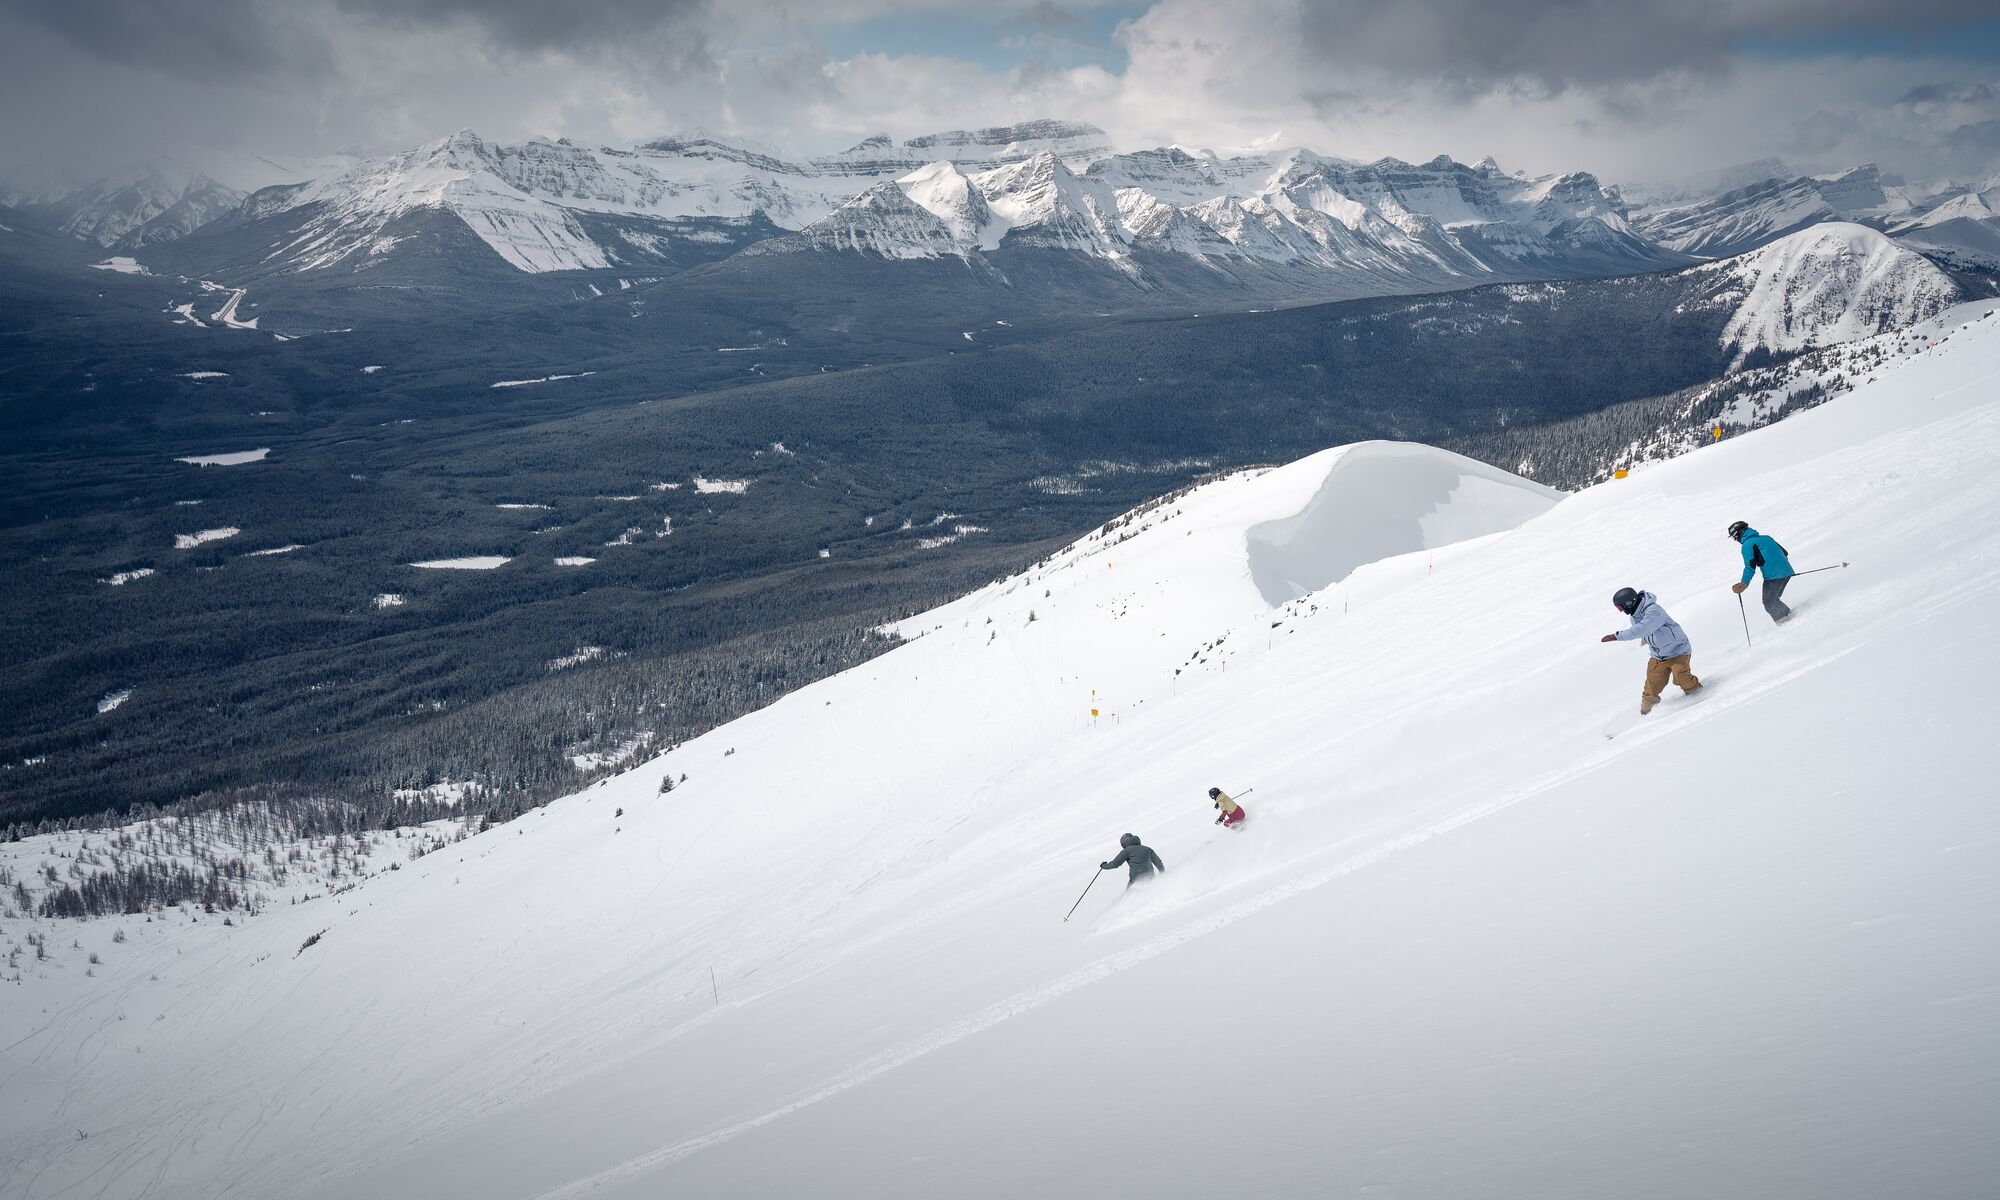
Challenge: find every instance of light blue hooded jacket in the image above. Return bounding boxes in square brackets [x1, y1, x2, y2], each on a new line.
[1737, 528, 1795, 585]
[1615, 592, 1692, 660]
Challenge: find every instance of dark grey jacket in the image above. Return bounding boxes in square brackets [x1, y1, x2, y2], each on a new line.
[1101, 833, 1164, 882]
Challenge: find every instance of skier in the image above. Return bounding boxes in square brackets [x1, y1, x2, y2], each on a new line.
[1600, 587, 1702, 715]
[1209, 787, 1247, 829]
[1100, 833, 1165, 886]
[1727, 520, 1795, 624]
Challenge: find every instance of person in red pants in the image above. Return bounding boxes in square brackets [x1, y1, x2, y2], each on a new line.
[1209, 787, 1247, 829]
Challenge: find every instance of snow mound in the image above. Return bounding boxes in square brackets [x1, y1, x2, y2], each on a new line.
[1716, 222, 1957, 364]
[1245, 442, 1561, 603]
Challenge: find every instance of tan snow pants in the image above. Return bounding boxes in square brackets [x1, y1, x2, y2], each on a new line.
[1641, 654, 1700, 713]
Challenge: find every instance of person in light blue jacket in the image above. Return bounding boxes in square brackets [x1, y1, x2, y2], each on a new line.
[1600, 587, 1702, 715]
[1728, 521, 1794, 623]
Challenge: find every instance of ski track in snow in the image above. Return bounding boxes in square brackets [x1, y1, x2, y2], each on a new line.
[532, 632, 1881, 1196]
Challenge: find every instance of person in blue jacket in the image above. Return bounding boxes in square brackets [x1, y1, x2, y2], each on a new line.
[1728, 521, 1795, 623]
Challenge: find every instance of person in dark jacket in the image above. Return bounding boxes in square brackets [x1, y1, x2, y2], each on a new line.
[1101, 833, 1165, 885]
[1728, 520, 1795, 624]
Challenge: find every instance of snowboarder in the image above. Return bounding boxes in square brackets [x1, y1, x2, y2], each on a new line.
[1209, 787, 1247, 829]
[1101, 833, 1165, 885]
[1601, 587, 1702, 715]
[1728, 520, 1795, 624]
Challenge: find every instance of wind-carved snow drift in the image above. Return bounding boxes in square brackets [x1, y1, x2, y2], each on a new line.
[1245, 444, 1562, 605]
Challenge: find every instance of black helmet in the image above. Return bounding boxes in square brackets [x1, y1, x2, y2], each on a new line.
[1207, 787, 1220, 799]
[1612, 587, 1642, 614]
[1727, 520, 1749, 542]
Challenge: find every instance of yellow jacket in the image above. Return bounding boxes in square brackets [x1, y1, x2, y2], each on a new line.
[1211, 790, 1239, 816]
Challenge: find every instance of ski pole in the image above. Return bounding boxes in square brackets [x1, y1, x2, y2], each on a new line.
[1063, 867, 1103, 922]
[1737, 591, 1752, 648]
[1787, 561, 1850, 578]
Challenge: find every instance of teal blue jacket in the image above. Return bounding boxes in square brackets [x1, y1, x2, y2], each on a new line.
[1738, 529, 1794, 585]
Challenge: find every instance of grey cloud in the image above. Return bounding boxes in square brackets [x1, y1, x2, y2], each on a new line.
[1898, 81, 1998, 107]
[1007, 1, 1083, 29]
[1944, 118, 2000, 164]
[2, 0, 331, 81]
[1294, 0, 2000, 93]
[333, 0, 710, 54]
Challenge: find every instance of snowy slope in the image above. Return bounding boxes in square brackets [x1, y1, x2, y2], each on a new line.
[5, 311, 2000, 1198]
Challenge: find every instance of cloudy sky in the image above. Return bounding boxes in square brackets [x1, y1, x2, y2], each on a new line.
[2, 0, 1997, 187]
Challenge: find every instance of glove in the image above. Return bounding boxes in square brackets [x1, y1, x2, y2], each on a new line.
[1600, 634, 1617, 643]
[1099, 862, 1112, 870]
[1731, 582, 1748, 594]
[1214, 817, 1223, 824]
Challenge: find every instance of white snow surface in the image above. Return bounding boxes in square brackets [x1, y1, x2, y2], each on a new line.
[408, 556, 510, 570]
[175, 448, 269, 466]
[5, 321, 2000, 1198]
[491, 372, 595, 388]
[172, 527, 239, 549]
[1712, 223, 1958, 364]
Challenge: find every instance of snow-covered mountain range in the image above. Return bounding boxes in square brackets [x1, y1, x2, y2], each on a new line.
[1628, 161, 2000, 266]
[1, 151, 357, 252]
[12, 122, 1994, 306]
